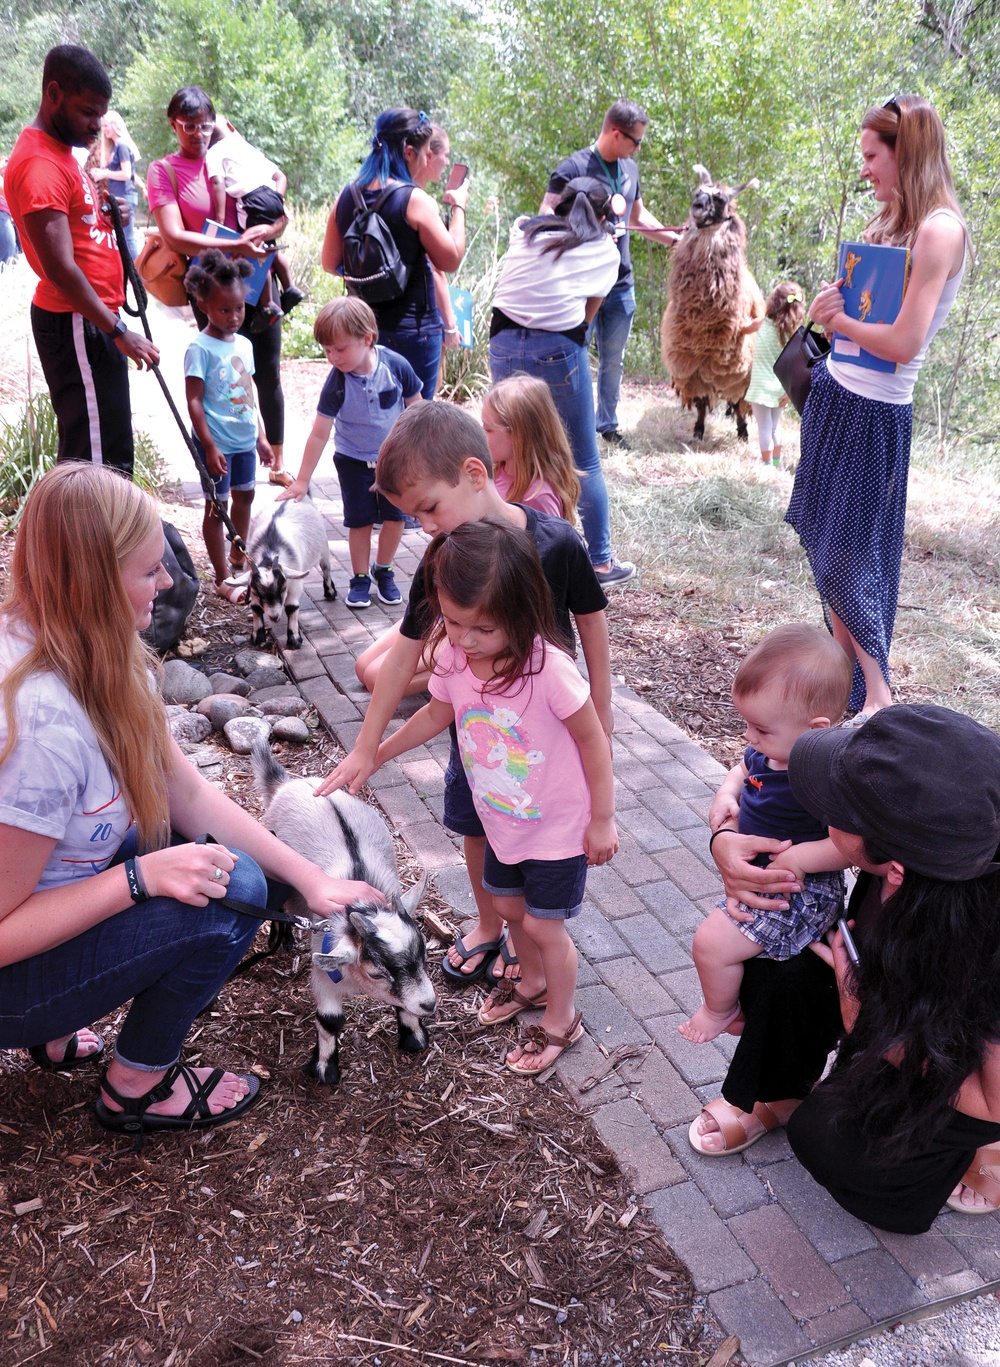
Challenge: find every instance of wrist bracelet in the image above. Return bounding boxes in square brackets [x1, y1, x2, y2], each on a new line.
[451, 203, 465, 214]
[445, 325, 459, 335]
[124, 857, 148, 904]
[708, 827, 739, 854]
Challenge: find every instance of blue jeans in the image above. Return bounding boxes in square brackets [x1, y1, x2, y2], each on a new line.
[0, 837, 265, 1072]
[380, 326, 443, 400]
[588, 283, 635, 435]
[490, 327, 611, 567]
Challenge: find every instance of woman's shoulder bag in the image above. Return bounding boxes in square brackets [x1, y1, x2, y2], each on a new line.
[135, 159, 189, 307]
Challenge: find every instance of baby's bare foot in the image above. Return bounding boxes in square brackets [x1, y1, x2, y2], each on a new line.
[679, 1003, 743, 1044]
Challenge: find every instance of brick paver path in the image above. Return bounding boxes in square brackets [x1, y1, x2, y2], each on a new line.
[180, 460, 1000, 1367]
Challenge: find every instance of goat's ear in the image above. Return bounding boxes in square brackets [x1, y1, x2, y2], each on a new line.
[222, 571, 252, 588]
[693, 163, 712, 186]
[399, 872, 427, 918]
[282, 568, 310, 581]
[312, 932, 358, 972]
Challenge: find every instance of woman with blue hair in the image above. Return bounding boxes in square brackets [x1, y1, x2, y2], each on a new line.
[323, 108, 469, 398]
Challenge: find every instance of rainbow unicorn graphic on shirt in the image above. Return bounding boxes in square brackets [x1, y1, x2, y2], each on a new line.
[457, 704, 544, 821]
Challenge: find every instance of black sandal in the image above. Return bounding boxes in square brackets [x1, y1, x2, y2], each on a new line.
[94, 1062, 261, 1136]
[27, 1032, 105, 1072]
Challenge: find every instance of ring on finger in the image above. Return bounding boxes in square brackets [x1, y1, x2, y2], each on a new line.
[212, 866, 225, 882]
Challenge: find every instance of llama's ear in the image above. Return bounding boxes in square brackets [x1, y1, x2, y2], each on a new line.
[693, 163, 712, 186]
[729, 177, 760, 199]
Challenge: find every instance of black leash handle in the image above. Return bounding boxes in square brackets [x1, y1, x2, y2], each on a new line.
[102, 192, 255, 571]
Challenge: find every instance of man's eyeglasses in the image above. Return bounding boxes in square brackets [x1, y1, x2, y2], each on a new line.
[618, 128, 644, 149]
[176, 120, 215, 135]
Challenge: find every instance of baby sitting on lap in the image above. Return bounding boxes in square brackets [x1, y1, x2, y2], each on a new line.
[681, 623, 853, 1044]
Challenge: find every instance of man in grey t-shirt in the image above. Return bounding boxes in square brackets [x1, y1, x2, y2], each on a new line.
[542, 99, 678, 448]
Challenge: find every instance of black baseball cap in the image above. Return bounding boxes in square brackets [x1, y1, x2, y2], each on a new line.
[788, 704, 1000, 881]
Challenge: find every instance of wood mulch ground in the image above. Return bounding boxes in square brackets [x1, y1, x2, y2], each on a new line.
[0, 475, 728, 1365]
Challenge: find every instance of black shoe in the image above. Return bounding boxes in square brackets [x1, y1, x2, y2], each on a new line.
[280, 287, 305, 314]
[249, 303, 283, 334]
[600, 429, 632, 450]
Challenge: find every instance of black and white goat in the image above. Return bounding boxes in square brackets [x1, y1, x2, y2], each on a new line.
[252, 741, 436, 1087]
[226, 498, 335, 649]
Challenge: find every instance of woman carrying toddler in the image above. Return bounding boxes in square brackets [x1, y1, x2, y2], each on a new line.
[681, 625, 853, 1059]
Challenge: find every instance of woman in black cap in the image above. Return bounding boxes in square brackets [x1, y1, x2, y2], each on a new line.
[704, 704, 1000, 1234]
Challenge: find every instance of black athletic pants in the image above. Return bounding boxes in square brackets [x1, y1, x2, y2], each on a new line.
[31, 305, 134, 476]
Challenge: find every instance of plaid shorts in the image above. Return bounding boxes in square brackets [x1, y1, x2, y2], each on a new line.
[722, 869, 846, 961]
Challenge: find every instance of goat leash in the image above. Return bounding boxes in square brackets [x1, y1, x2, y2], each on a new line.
[104, 193, 256, 572]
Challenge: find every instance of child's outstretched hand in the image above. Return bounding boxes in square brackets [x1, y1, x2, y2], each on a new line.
[585, 817, 619, 866]
[276, 477, 308, 504]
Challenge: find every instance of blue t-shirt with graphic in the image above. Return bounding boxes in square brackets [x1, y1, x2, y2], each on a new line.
[184, 331, 258, 454]
[738, 747, 829, 845]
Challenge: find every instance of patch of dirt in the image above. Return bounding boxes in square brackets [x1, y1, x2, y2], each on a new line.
[0, 485, 719, 1366]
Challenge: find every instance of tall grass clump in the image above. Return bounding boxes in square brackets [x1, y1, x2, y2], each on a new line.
[0, 395, 165, 526]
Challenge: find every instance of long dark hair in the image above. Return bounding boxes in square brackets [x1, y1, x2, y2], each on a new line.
[521, 177, 613, 261]
[423, 518, 563, 697]
[827, 859, 1000, 1161]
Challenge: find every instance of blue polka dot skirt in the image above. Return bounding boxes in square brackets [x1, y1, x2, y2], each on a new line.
[785, 359, 912, 713]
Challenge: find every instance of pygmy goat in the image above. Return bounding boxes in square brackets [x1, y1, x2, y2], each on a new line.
[252, 741, 436, 1087]
[225, 498, 335, 649]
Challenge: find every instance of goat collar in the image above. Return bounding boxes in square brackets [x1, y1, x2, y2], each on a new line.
[320, 928, 344, 984]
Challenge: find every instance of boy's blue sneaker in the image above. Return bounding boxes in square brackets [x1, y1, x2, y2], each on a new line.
[346, 574, 372, 609]
[371, 562, 401, 605]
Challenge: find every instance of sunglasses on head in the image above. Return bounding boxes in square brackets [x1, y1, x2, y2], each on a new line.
[882, 95, 901, 117]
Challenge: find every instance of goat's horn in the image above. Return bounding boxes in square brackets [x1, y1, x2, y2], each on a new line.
[693, 163, 712, 185]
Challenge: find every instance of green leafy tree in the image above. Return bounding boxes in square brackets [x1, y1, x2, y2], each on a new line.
[120, 0, 356, 202]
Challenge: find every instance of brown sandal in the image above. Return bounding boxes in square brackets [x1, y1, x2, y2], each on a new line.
[477, 978, 546, 1025]
[506, 1011, 584, 1074]
[946, 1145, 1000, 1214]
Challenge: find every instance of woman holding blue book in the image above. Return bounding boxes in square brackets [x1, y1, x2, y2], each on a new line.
[786, 96, 967, 722]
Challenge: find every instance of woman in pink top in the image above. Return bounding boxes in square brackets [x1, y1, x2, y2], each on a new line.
[146, 86, 293, 489]
[480, 375, 581, 521]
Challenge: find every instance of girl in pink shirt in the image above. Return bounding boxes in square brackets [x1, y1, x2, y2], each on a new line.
[374, 518, 618, 1074]
[481, 375, 582, 522]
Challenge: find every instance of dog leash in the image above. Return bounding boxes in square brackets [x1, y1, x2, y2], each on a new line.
[103, 192, 257, 573]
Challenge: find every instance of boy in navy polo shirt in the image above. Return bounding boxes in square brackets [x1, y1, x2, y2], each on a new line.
[281, 297, 422, 607]
[680, 624, 854, 1044]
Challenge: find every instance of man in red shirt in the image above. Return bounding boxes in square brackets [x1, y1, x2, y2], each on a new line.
[5, 46, 158, 477]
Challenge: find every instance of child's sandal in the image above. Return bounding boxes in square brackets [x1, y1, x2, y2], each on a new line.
[505, 1011, 584, 1074]
[477, 979, 546, 1025]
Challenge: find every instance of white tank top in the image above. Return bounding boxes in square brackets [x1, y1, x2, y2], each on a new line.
[827, 209, 966, 405]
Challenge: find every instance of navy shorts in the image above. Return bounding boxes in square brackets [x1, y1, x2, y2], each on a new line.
[443, 726, 485, 838]
[482, 843, 588, 921]
[194, 435, 257, 499]
[240, 185, 286, 231]
[333, 455, 405, 529]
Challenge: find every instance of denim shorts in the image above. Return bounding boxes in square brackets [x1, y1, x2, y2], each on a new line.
[333, 454, 405, 529]
[724, 869, 846, 961]
[442, 726, 485, 838]
[482, 842, 588, 920]
[194, 435, 257, 499]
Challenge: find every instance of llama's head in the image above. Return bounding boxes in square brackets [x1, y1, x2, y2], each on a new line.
[689, 164, 760, 229]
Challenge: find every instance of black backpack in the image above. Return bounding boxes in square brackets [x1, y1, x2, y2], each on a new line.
[341, 182, 411, 305]
[141, 521, 200, 654]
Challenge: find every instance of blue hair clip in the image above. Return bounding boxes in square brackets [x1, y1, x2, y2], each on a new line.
[416, 110, 431, 131]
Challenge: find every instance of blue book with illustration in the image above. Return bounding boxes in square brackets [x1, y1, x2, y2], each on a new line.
[831, 240, 910, 373]
[195, 220, 275, 307]
[449, 286, 474, 349]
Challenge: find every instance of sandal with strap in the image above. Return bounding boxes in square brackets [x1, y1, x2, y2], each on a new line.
[488, 926, 520, 983]
[506, 1011, 585, 1075]
[94, 1062, 261, 1136]
[27, 1032, 105, 1072]
[688, 1097, 800, 1156]
[440, 932, 503, 987]
[477, 978, 547, 1025]
[946, 1144, 1000, 1214]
